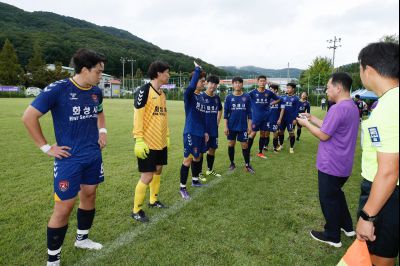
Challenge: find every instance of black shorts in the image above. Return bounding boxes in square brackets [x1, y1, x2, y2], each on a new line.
[358, 179, 399, 258]
[137, 148, 168, 173]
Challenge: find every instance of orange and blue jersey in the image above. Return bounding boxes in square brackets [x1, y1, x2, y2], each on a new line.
[224, 93, 252, 132]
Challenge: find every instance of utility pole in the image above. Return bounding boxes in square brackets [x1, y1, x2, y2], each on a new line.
[120, 57, 127, 97]
[327, 36, 342, 72]
[127, 58, 135, 91]
[287, 62, 290, 80]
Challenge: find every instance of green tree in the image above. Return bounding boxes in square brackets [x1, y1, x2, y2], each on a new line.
[46, 62, 71, 84]
[0, 39, 24, 85]
[299, 57, 333, 93]
[26, 43, 48, 88]
[134, 68, 144, 79]
[336, 63, 363, 90]
[380, 34, 399, 44]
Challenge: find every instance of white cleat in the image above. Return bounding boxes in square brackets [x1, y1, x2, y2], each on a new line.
[341, 228, 356, 237]
[47, 261, 60, 266]
[290, 148, 294, 154]
[74, 239, 103, 250]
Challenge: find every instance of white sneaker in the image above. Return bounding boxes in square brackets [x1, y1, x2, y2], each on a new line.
[74, 239, 103, 250]
[290, 148, 294, 154]
[47, 261, 60, 266]
[341, 228, 356, 237]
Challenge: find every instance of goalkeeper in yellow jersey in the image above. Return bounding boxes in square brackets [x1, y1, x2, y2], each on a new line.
[131, 61, 170, 222]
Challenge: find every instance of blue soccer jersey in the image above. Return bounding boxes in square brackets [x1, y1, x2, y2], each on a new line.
[281, 95, 300, 121]
[183, 67, 206, 137]
[269, 98, 282, 123]
[224, 93, 252, 132]
[31, 78, 103, 159]
[298, 100, 311, 114]
[248, 88, 279, 123]
[202, 92, 223, 138]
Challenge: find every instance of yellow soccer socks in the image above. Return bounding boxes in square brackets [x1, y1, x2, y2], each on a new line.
[149, 175, 161, 204]
[133, 180, 148, 213]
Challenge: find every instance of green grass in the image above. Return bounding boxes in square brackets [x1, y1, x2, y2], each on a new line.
[0, 98, 367, 265]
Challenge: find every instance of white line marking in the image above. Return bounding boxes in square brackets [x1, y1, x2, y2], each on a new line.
[75, 175, 225, 265]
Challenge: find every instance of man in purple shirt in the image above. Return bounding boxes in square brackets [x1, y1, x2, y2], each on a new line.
[297, 72, 359, 248]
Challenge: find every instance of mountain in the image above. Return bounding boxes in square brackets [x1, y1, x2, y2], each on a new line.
[0, 2, 227, 77]
[219, 66, 304, 79]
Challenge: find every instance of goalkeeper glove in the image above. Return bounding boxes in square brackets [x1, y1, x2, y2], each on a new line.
[135, 138, 150, 159]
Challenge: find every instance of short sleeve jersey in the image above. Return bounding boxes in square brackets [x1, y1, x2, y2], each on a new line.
[361, 87, 399, 184]
[202, 92, 222, 137]
[281, 95, 300, 121]
[224, 93, 252, 132]
[248, 88, 279, 122]
[183, 67, 206, 137]
[133, 83, 169, 150]
[31, 78, 103, 159]
[298, 100, 311, 114]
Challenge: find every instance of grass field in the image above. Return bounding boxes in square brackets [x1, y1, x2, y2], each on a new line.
[0, 98, 368, 265]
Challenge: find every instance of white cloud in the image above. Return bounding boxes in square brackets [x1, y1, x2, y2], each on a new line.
[2, 0, 399, 69]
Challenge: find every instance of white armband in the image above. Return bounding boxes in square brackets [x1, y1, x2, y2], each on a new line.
[99, 128, 108, 134]
[40, 144, 51, 154]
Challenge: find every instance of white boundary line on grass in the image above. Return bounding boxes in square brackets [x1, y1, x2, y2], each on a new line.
[75, 174, 227, 265]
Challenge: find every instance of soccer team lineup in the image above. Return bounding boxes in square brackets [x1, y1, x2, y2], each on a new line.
[18, 44, 399, 265]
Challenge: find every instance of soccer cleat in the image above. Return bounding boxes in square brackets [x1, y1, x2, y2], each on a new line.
[276, 145, 282, 151]
[263, 146, 269, 152]
[74, 239, 103, 250]
[245, 165, 256, 174]
[273, 148, 279, 153]
[310, 230, 342, 248]
[131, 209, 149, 223]
[206, 170, 222, 177]
[229, 163, 236, 171]
[47, 261, 60, 266]
[179, 188, 191, 200]
[199, 173, 207, 182]
[192, 180, 208, 187]
[256, 153, 267, 159]
[296, 137, 300, 141]
[290, 148, 294, 154]
[148, 201, 168, 209]
[341, 228, 356, 237]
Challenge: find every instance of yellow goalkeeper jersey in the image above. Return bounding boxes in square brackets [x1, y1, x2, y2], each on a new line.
[133, 83, 169, 150]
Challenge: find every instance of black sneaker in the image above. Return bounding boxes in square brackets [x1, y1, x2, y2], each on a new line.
[310, 230, 342, 248]
[131, 210, 149, 223]
[148, 201, 168, 209]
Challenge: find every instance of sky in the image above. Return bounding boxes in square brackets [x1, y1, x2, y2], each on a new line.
[2, 0, 399, 69]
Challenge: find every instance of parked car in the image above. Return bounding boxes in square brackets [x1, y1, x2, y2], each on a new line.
[25, 87, 42, 97]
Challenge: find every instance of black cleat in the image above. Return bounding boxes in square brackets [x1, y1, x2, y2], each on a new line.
[148, 201, 168, 209]
[131, 209, 149, 223]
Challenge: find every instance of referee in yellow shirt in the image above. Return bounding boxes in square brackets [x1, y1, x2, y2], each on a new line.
[131, 61, 170, 222]
[356, 42, 399, 266]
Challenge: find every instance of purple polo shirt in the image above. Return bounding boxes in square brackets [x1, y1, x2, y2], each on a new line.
[316, 99, 359, 177]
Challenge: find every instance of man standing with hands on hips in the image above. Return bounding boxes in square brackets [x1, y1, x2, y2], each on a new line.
[356, 42, 399, 266]
[297, 72, 359, 248]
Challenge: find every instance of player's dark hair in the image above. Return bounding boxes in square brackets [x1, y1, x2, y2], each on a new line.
[147, 61, 170, 80]
[206, 75, 220, 84]
[269, 84, 279, 91]
[258, 75, 267, 80]
[71, 49, 107, 74]
[232, 77, 243, 83]
[355, 94, 360, 99]
[189, 70, 207, 81]
[287, 83, 297, 90]
[358, 42, 399, 79]
[330, 72, 353, 92]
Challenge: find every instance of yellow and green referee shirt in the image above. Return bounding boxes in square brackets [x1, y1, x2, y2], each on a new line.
[361, 87, 399, 185]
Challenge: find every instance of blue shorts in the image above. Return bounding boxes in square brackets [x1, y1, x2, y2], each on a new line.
[184, 134, 206, 159]
[267, 116, 280, 132]
[207, 136, 219, 150]
[279, 119, 295, 132]
[54, 155, 104, 201]
[228, 131, 248, 142]
[252, 120, 269, 132]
